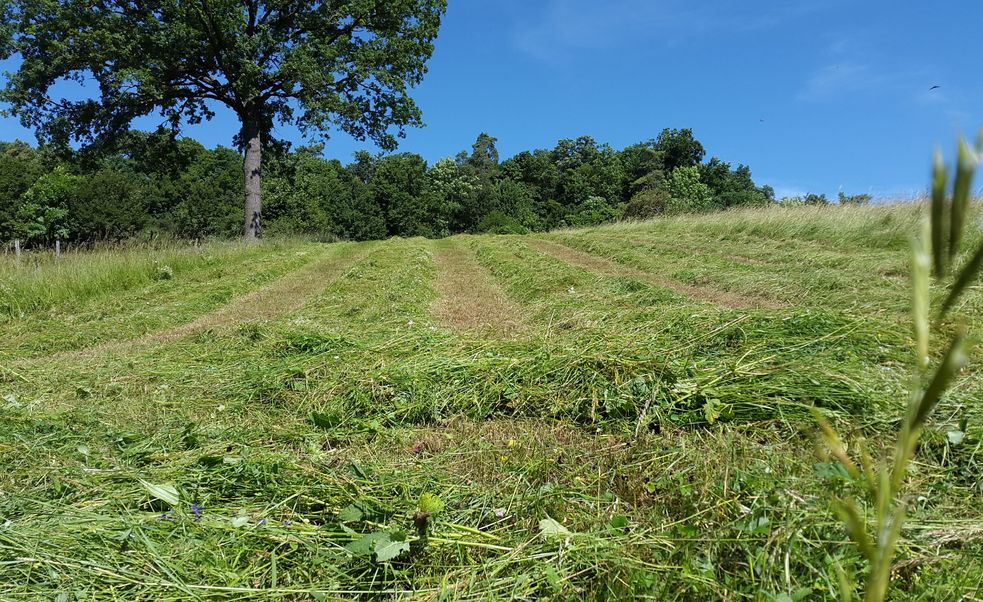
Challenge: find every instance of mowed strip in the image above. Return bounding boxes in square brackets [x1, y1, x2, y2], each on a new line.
[526, 238, 784, 310]
[55, 244, 369, 359]
[432, 240, 527, 337]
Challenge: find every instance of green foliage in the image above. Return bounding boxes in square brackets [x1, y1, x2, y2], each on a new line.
[371, 153, 439, 238]
[12, 166, 79, 244]
[655, 127, 705, 172]
[71, 168, 148, 240]
[477, 210, 529, 234]
[839, 192, 873, 206]
[565, 195, 623, 227]
[0, 140, 47, 240]
[1, 0, 448, 236]
[2, 0, 447, 149]
[0, 126, 779, 244]
[700, 158, 772, 207]
[666, 166, 716, 214]
[625, 187, 671, 219]
[168, 147, 242, 239]
[416, 492, 444, 514]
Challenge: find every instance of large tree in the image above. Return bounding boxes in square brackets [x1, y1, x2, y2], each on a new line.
[0, 0, 446, 239]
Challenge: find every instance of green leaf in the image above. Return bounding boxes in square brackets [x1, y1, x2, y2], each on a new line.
[198, 455, 224, 467]
[345, 531, 390, 557]
[609, 514, 629, 530]
[543, 564, 561, 589]
[230, 510, 249, 528]
[349, 462, 368, 479]
[139, 480, 179, 507]
[337, 504, 363, 523]
[539, 517, 571, 538]
[309, 411, 342, 430]
[416, 492, 444, 514]
[813, 462, 852, 482]
[373, 531, 410, 562]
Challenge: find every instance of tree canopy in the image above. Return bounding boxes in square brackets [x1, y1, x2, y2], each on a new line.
[0, 128, 840, 246]
[0, 0, 447, 238]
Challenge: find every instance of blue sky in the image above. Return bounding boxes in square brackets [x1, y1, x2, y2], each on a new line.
[2, 0, 982, 199]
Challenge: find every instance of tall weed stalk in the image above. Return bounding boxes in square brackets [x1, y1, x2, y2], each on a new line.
[817, 131, 982, 601]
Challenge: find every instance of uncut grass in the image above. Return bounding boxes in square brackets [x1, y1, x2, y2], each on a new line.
[0, 239, 322, 360]
[0, 239, 309, 319]
[1, 212, 981, 599]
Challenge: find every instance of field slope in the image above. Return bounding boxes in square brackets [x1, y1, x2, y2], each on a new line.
[1, 205, 981, 600]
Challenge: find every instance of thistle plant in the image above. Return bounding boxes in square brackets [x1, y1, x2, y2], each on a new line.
[817, 131, 982, 601]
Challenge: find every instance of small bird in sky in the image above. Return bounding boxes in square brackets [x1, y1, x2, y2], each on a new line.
[929, 85, 941, 90]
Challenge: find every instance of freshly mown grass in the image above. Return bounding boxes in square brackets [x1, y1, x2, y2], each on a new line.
[0, 203, 980, 600]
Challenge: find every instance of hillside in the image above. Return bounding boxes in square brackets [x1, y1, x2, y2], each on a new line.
[0, 204, 981, 600]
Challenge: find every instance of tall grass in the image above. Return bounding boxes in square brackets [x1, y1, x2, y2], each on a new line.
[0, 239, 306, 320]
[594, 200, 982, 252]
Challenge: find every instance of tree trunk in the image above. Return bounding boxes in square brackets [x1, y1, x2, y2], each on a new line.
[243, 118, 263, 240]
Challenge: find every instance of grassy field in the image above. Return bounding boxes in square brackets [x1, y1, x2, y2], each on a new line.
[0, 204, 980, 600]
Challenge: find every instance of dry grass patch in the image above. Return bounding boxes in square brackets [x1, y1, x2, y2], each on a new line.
[432, 241, 527, 337]
[527, 238, 783, 310]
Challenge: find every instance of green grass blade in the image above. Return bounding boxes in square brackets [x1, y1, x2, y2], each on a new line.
[835, 498, 875, 562]
[939, 241, 983, 317]
[948, 138, 976, 259]
[930, 150, 948, 278]
[911, 222, 931, 367]
[910, 331, 969, 430]
[812, 408, 862, 482]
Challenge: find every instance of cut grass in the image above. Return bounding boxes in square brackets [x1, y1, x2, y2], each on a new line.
[0, 204, 980, 600]
[432, 238, 528, 337]
[527, 237, 784, 309]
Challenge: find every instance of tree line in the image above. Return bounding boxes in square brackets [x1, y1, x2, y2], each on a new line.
[3, 127, 853, 246]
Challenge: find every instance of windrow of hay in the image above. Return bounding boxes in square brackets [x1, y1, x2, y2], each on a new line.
[526, 238, 784, 310]
[432, 240, 527, 337]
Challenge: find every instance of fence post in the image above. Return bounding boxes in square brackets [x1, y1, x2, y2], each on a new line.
[55, 239, 61, 257]
[14, 239, 21, 267]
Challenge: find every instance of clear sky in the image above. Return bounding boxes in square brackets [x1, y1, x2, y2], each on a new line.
[2, 0, 982, 199]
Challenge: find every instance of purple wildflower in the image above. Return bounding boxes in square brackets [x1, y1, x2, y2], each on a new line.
[191, 502, 202, 521]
